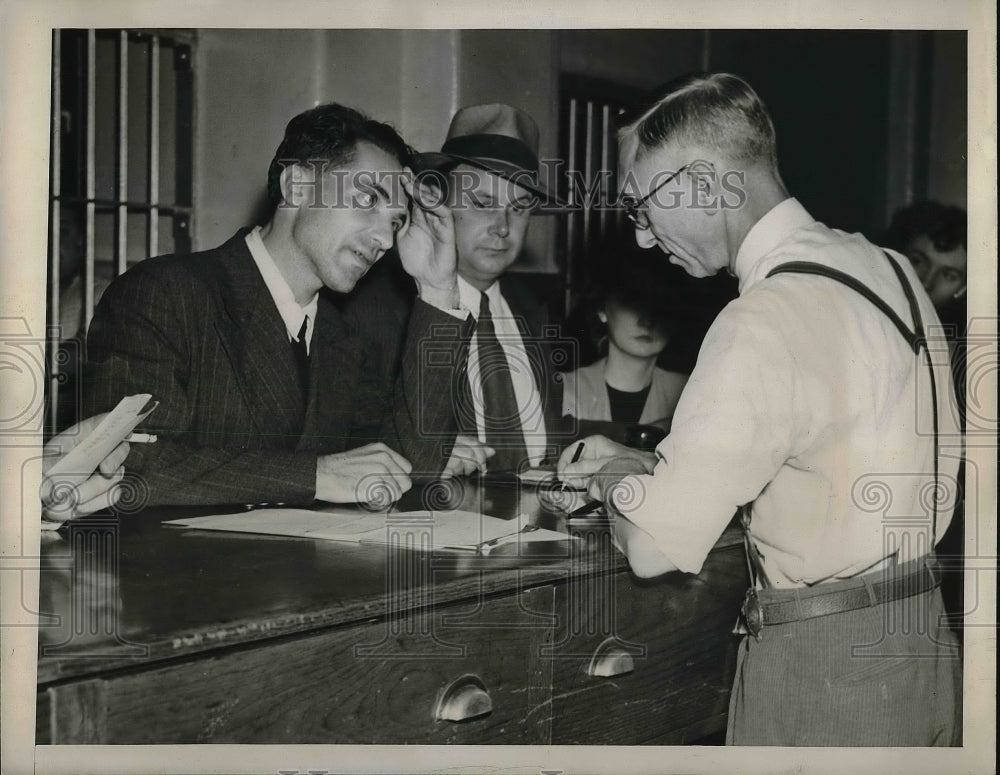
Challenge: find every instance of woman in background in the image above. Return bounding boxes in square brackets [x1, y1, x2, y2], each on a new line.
[561, 251, 688, 426]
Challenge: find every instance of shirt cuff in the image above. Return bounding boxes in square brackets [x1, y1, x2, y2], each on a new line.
[417, 284, 462, 315]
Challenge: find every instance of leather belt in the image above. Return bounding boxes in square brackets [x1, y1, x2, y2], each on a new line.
[740, 557, 941, 639]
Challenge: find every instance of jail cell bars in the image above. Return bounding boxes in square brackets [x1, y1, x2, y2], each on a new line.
[558, 82, 637, 318]
[47, 29, 194, 435]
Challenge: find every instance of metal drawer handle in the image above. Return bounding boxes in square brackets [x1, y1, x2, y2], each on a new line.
[433, 674, 493, 722]
[586, 637, 635, 678]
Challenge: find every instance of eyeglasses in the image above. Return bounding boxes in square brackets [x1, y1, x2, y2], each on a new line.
[620, 163, 692, 230]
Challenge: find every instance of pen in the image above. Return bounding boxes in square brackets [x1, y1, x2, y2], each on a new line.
[125, 432, 157, 443]
[570, 442, 585, 464]
[566, 500, 605, 520]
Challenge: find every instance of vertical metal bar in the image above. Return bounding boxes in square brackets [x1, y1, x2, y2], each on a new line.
[173, 43, 193, 254]
[582, 101, 594, 262]
[147, 35, 160, 258]
[48, 31, 62, 436]
[599, 104, 610, 242]
[565, 99, 578, 319]
[115, 30, 128, 276]
[83, 30, 96, 331]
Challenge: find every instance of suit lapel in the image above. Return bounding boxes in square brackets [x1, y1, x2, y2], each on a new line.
[213, 235, 305, 439]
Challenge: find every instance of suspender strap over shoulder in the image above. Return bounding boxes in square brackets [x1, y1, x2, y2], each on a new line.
[765, 258, 926, 353]
[737, 251, 942, 607]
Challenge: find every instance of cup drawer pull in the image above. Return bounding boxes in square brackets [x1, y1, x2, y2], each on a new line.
[586, 638, 635, 678]
[434, 674, 493, 722]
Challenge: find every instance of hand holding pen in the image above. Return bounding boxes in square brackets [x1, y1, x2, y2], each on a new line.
[556, 435, 657, 501]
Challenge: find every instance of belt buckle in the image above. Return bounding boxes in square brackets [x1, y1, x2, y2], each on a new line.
[741, 587, 764, 640]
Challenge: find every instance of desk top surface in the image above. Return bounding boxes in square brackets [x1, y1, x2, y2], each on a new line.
[36, 474, 742, 684]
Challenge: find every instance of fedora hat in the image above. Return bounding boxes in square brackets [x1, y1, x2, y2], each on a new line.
[414, 103, 564, 208]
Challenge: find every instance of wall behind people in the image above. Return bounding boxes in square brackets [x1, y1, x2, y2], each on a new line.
[193, 29, 557, 272]
[927, 32, 967, 208]
[192, 29, 965, 260]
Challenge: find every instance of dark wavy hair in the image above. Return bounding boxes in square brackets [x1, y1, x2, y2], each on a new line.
[264, 103, 412, 217]
[885, 201, 967, 254]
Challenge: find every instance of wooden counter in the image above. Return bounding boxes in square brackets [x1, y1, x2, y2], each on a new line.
[36, 476, 747, 744]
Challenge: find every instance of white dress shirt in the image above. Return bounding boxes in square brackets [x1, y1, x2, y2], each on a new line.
[458, 275, 548, 466]
[245, 226, 318, 353]
[615, 198, 961, 587]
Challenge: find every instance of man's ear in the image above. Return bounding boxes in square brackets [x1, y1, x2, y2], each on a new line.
[278, 163, 316, 208]
[597, 310, 608, 324]
[688, 160, 719, 214]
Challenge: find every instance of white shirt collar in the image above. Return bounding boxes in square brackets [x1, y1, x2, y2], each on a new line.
[733, 198, 816, 292]
[245, 226, 319, 348]
[457, 274, 502, 320]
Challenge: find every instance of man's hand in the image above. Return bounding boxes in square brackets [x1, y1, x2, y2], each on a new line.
[441, 434, 495, 479]
[556, 434, 655, 499]
[41, 413, 130, 523]
[397, 172, 458, 308]
[315, 443, 413, 507]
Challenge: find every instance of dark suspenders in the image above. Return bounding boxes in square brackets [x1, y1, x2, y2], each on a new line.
[741, 251, 941, 590]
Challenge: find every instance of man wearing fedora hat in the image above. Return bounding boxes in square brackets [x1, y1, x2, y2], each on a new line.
[347, 103, 568, 475]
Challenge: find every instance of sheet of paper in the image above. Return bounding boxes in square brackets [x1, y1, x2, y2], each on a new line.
[164, 508, 578, 553]
[47, 394, 158, 477]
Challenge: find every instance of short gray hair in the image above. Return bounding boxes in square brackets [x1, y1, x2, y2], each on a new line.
[620, 73, 778, 169]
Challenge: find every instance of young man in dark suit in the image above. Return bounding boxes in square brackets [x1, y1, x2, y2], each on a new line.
[347, 103, 568, 474]
[83, 103, 467, 508]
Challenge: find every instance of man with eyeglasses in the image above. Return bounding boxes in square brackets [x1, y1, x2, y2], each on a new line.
[558, 73, 961, 746]
[83, 103, 464, 509]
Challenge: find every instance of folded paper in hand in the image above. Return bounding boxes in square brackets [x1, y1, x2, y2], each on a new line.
[164, 508, 578, 554]
[47, 394, 158, 478]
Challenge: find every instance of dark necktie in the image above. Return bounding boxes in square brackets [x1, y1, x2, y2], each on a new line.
[477, 293, 528, 471]
[290, 316, 310, 402]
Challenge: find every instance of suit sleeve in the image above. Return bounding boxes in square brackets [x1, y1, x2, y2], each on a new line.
[377, 299, 466, 477]
[83, 267, 317, 507]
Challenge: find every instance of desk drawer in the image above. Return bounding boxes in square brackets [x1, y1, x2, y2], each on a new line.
[549, 543, 747, 744]
[43, 586, 554, 744]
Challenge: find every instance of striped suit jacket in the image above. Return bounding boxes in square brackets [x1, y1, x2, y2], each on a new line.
[83, 231, 461, 507]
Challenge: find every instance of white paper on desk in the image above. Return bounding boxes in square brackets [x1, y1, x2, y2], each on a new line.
[164, 508, 578, 552]
[46, 394, 158, 478]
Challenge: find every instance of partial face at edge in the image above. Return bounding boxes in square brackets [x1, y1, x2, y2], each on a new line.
[903, 234, 967, 310]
